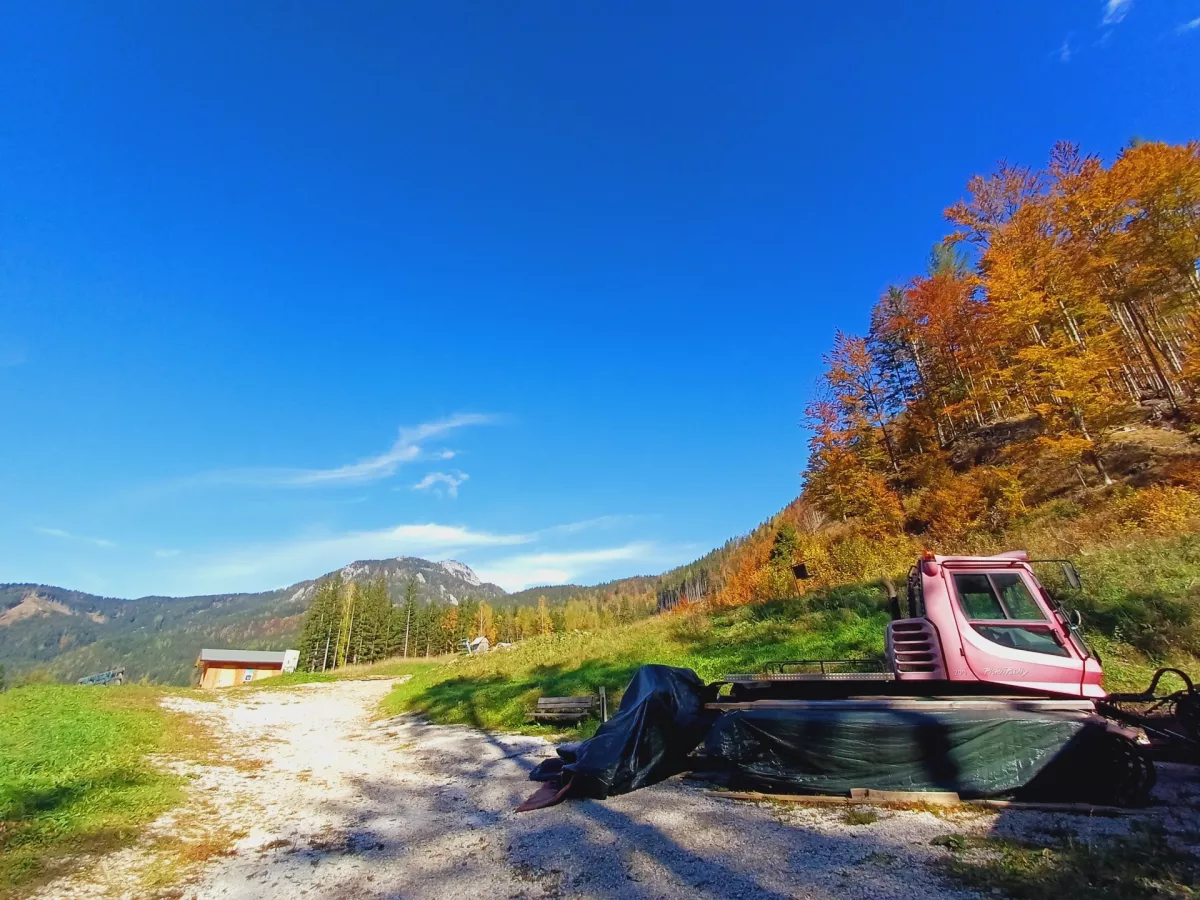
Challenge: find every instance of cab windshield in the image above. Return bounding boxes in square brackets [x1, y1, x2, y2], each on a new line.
[951, 571, 1070, 658]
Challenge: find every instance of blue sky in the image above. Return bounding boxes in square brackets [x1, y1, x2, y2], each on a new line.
[1, 1, 1198, 598]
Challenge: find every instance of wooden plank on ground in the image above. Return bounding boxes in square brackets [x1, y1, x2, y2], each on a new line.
[849, 788, 960, 805]
[715, 791, 858, 807]
[537, 695, 595, 702]
[970, 799, 1127, 816]
[705, 699, 1096, 713]
[713, 790, 1131, 816]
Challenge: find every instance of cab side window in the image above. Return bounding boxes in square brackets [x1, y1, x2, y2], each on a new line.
[952, 572, 1046, 621]
[992, 573, 1045, 620]
[952, 574, 1006, 620]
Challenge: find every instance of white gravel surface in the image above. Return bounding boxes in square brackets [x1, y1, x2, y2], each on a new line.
[31, 678, 1200, 900]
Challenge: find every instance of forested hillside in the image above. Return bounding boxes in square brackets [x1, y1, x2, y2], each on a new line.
[292, 542, 749, 672]
[706, 140, 1200, 617]
[294, 573, 662, 671]
[376, 143, 1200, 749]
[0, 557, 505, 685]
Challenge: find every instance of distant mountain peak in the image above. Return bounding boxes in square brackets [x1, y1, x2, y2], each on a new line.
[437, 559, 481, 587]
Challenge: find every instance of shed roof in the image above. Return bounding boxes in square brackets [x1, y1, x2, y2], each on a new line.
[198, 648, 289, 665]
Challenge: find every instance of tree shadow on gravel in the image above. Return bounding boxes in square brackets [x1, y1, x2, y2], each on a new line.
[397, 658, 646, 734]
[289, 712, 974, 900]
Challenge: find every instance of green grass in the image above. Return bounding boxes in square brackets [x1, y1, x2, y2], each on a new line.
[241, 657, 444, 691]
[0, 660, 434, 898]
[841, 807, 879, 826]
[0, 685, 199, 898]
[381, 536, 1200, 735]
[382, 584, 890, 733]
[1060, 533, 1200, 691]
[4, 535, 1193, 896]
[941, 827, 1198, 899]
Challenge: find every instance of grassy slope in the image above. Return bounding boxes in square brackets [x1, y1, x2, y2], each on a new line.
[383, 534, 1200, 733]
[0, 684, 213, 898]
[245, 657, 445, 690]
[0, 658, 446, 899]
[3, 534, 1196, 897]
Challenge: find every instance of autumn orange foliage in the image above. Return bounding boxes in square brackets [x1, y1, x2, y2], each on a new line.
[710, 140, 1200, 608]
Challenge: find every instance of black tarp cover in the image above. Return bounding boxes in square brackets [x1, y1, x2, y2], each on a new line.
[703, 705, 1106, 798]
[532, 665, 718, 800]
[521, 666, 1142, 809]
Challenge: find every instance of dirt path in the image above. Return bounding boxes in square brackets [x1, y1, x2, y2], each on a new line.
[33, 679, 1200, 900]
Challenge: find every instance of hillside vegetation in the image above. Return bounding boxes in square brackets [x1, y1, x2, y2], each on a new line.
[712, 140, 1200, 611]
[383, 534, 1200, 732]
[0, 557, 505, 686]
[6, 140, 1199, 892]
[383, 139, 1200, 730]
[0, 685, 211, 897]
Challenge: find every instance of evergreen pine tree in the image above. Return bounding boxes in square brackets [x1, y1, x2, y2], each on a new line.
[400, 578, 418, 657]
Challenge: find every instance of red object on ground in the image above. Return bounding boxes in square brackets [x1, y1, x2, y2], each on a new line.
[516, 775, 575, 812]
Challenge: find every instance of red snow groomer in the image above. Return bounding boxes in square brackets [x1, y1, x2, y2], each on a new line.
[711, 551, 1198, 806]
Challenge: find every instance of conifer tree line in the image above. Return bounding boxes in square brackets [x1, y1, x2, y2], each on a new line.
[804, 141, 1200, 532]
[295, 574, 656, 671]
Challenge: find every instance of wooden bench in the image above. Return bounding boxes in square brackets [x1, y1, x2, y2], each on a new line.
[77, 667, 126, 687]
[532, 688, 609, 724]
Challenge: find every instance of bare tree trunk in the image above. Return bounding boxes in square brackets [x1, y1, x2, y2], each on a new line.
[1126, 300, 1181, 413]
[343, 612, 355, 668]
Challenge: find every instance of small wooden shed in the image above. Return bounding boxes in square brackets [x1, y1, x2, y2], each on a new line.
[197, 648, 299, 689]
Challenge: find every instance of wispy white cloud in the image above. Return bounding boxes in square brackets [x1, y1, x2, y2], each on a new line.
[155, 414, 496, 493]
[1057, 35, 1074, 62]
[35, 526, 116, 549]
[1102, 0, 1131, 25]
[474, 543, 666, 592]
[1177, 16, 1200, 34]
[412, 471, 469, 498]
[284, 414, 494, 486]
[127, 513, 674, 597]
[155, 548, 182, 558]
[177, 522, 531, 594]
[539, 514, 650, 536]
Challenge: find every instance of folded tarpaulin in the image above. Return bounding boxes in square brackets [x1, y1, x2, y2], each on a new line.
[518, 665, 719, 809]
[703, 704, 1138, 802]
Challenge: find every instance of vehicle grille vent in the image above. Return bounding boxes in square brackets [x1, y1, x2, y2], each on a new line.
[886, 619, 946, 679]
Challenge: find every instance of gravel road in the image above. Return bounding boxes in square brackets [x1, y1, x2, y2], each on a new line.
[33, 678, 1200, 900]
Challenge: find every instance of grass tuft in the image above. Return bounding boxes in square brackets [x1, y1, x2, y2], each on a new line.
[941, 826, 1198, 899]
[930, 833, 969, 852]
[0, 685, 205, 898]
[841, 807, 879, 826]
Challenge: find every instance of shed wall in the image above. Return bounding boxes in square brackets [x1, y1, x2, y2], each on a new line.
[199, 663, 284, 689]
